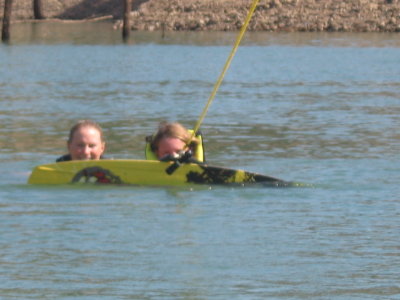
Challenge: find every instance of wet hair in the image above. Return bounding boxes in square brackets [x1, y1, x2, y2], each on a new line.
[67, 120, 104, 144]
[149, 121, 199, 153]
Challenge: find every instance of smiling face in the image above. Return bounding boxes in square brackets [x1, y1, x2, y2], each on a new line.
[67, 126, 105, 160]
[156, 137, 187, 159]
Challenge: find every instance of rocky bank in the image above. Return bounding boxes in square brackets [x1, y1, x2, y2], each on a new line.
[126, 0, 400, 32]
[2, 0, 400, 32]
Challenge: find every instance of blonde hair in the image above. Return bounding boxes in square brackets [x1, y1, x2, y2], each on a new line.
[150, 122, 199, 153]
[68, 120, 104, 144]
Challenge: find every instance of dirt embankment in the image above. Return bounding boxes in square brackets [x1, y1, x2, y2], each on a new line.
[2, 0, 400, 32]
[124, 0, 400, 32]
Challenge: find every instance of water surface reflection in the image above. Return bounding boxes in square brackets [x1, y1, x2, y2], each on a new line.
[0, 23, 399, 299]
[7, 21, 400, 47]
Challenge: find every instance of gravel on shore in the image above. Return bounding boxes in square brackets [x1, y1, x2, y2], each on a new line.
[2, 0, 400, 32]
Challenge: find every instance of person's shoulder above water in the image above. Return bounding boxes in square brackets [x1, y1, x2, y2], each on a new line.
[56, 119, 106, 162]
[56, 154, 72, 162]
[55, 153, 106, 162]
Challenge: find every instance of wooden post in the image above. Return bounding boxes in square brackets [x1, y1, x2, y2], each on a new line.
[122, 0, 132, 41]
[2, 0, 13, 42]
[33, 0, 44, 20]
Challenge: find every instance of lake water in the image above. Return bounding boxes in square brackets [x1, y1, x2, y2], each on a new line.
[0, 22, 399, 299]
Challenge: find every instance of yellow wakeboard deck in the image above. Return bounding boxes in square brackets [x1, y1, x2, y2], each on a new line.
[28, 159, 295, 187]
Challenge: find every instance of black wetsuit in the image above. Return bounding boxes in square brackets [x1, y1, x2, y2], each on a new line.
[56, 154, 105, 162]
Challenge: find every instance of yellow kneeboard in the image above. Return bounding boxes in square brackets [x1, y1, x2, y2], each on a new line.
[28, 159, 293, 187]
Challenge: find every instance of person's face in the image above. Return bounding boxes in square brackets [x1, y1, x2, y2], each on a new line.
[156, 137, 186, 159]
[67, 126, 105, 160]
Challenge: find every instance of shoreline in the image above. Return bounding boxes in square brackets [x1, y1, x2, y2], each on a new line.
[125, 0, 400, 32]
[2, 0, 400, 32]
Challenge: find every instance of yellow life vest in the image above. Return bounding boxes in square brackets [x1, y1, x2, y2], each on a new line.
[145, 130, 205, 162]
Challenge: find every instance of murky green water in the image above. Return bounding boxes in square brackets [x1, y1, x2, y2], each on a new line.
[0, 22, 399, 299]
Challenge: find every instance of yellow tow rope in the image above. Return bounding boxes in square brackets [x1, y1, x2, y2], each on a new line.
[191, 0, 260, 137]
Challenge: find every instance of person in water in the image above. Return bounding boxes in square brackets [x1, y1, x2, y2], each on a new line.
[56, 120, 106, 162]
[148, 121, 201, 161]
